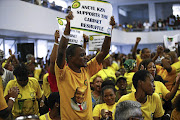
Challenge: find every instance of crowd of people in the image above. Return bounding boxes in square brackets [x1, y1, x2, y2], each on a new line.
[0, 11, 180, 120]
[118, 14, 180, 32]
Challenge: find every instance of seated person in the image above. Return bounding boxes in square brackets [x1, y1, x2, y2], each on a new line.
[118, 70, 164, 119]
[4, 63, 42, 118]
[115, 100, 142, 120]
[93, 80, 116, 120]
[40, 92, 60, 120]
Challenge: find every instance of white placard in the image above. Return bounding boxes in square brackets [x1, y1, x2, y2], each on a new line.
[89, 35, 105, 51]
[71, 0, 112, 36]
[57, 17, 84, 45]
[163, 34, 179, 51]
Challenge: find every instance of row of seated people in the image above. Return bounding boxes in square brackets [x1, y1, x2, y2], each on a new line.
[0, 12, 180, 120]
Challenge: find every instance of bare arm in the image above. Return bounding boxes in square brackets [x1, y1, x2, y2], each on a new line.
[152, 45, 164, 62]
[56, 11, 73, 68]
[132, 37, 141, 59]
[49, 30, 60, 74]
[165, 73, 180, 101]
[96, 16, 115, 65]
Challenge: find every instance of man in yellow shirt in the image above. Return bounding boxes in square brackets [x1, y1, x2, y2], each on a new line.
[55, 12, 115, 120]
[4, 63, 42, 118]
[118, 70, 164, 120]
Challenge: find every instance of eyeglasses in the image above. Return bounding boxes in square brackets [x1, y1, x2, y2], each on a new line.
[15, 115, 39, 120]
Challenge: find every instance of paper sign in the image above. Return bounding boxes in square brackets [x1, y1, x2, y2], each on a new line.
[163, 34, 179, 51]
[71, 0, 112, 36]
[89, 35, 105, 51]
[57, 17, 84, 45]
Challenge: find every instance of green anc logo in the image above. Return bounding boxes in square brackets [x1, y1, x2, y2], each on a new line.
[58, 19, 63, 25]
[72, 1, 80, 9]
[89, 36, 94, 41]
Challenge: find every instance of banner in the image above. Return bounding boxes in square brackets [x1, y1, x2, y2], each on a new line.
[89, 35, 105, 51]
[57, 17, 84, 45]
[163, 34, 179, 51]
[71, 0, 112, 36]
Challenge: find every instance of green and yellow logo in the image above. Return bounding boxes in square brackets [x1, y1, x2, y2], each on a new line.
[58, 19, 63, 25]
[72, 1, 80, 9]
[89, 36, 94, 41]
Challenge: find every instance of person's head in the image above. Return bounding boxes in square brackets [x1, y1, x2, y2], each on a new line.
[164, 54, 172, 65]
[103, 55, 113, 68]
[26, 54, 35, 63]
[133, 70, 155, 95]
[116, 76, 127, 90]
[115, 100, 142, 120]
[173, 94, 180, 112]
[141, 48, 151, 59]
[48, 92, 60, 114]
[138, 59, 156, 77]
[0, 49, 4, 63]
[167, 51, 178, 64]
[13, 63, 29, 87]
[119, 68, 126, 76]
[66, 44, 88, 68]
[124, 59, 137, 73]
[74, 87, 86, 104]
[93, 76, 103, 92]
[101, 80, 116, 105]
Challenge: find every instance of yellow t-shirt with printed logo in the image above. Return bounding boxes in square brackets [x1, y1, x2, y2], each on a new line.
[4, 77, 42, 118]
[171, 61, 180, 74]
[42, 73, 51, 99]
[117, 92, 164, 120]
[156, 65, 176, 91]
[124, 72, 135, 93]
[132, 81, 169, 104]
[0, 77, 8, 111]
[93, 103, 117, 120]
[55, 57, 102, 120]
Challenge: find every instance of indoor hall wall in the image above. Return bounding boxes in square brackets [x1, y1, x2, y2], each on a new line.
[0, 0, 67, 35]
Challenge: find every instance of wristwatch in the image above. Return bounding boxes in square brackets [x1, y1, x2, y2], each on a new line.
[9, 97, 15, 102]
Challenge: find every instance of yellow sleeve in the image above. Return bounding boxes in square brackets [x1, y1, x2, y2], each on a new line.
[34, 69, 42, 81]
[54, 61, 66, 82]
[93, 104, 101, 117]
[43, 73, 51, 98]
[159, 82, 170, 100]
[111, 62, 119, 71]
[153, 93, 164, 118]
[3, 80, 12, 97]
[0, 78, 8, 111]
[172, 61, 180, 73]
[39, 114, 46, 120]
[32, 78, 43, 99]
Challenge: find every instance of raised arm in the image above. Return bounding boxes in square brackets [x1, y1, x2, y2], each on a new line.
[165, 73, 180, 101]
[96, 16, 115, 65]
[56, 12, 73, 68]
[152, 45, 164, 62]
[162, 54, 172, 73]
[132, 37, 141, 59]
[49, 30, 60, 74]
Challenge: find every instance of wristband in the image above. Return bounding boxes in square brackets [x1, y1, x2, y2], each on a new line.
[54, 42, 59, 46]
[62, 33, 70, 39]
[9, 97, 15, 102]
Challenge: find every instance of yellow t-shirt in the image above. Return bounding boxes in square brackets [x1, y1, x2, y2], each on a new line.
[171, 61, 180, 74]
[4, 77, 42, 118]
[34, 69, 42, 81]
[39, 112, 51, 120]
[55, 57, 102, 120]
[93, 103, 117, 120]
[111, 62, 119, 71]
[0, 77, 8, 111]
[117, 92, 164, 120]
[156, 65, 176, 91]
[124, 72, 135, 93]
[42, 73, 51, 99]
[136, 55, 142, 68]
[131, 81, 169, 104]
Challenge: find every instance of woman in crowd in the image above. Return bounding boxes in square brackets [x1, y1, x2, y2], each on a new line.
[93, 80, 116, 120]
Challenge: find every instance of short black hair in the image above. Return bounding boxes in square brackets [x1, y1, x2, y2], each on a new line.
[104, 77, 116, 84]
[116, 76, 127, 85]
[47, 92, 60, 109]
[141, 48, 149, 54]
[138, 59, 153, 70]
[101, 80, 116, 96]
[13, 63, 28, 77]
[132, 70, 151, 89]
[66, 44, 82, 63]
